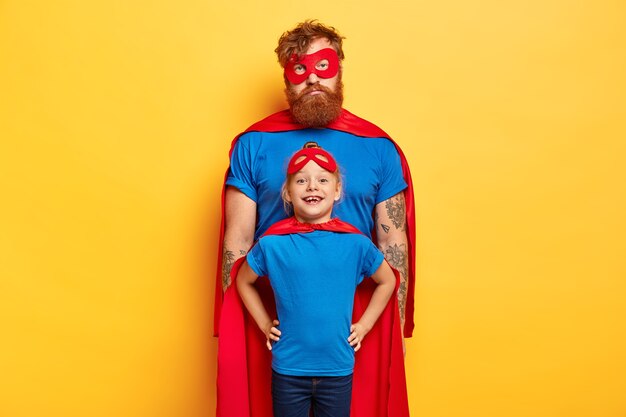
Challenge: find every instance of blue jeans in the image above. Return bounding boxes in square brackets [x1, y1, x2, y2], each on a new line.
[271, 370, 353, 417]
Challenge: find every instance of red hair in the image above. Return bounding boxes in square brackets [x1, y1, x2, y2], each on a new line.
[275, 20, 345, 68]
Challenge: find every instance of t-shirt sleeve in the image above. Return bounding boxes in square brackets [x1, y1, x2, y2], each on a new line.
[246, 242, 267, 277]
[375, 139, 408, 204]
[358, 239, 385, 284]
[226, 133, 258, 202]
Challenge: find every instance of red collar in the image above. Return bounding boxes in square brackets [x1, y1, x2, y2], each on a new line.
[262, 217, 362, 237]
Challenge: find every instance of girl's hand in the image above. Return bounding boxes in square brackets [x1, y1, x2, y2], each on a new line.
[264, 320, 281, 351]
[348, 322, 370, 352]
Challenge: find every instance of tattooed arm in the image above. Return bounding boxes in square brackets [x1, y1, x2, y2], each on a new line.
[222, 187, 257, 291]
[374, 192, 409, 329]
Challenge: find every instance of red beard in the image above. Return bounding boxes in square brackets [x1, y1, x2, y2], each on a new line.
[286, 80, 344, 128]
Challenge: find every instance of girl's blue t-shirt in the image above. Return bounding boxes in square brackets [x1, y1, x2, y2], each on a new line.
[247, 230, 384, 377]
[226, 128, 407, 239]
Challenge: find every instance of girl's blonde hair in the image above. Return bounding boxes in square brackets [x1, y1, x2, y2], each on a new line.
[281, 142, 343, 214]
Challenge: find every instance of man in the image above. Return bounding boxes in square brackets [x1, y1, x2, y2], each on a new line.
[215, 20, 415, 417]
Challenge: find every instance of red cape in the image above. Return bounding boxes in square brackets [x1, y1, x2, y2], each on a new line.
[217, 217, 409, 417]
[214, 108, 416, 337]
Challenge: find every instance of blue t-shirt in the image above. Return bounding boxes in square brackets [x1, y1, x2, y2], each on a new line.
[226, 128, 407, 240]
[247, 230, 384, 376]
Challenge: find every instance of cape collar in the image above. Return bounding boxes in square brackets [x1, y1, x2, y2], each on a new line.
[244, 108, 392, 139]
[261, 217, 362, 237]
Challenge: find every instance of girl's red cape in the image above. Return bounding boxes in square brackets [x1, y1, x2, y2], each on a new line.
[217, 217, 410, 417]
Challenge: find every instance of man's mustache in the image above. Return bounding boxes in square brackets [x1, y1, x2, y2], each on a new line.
[297, 84, 333, 100]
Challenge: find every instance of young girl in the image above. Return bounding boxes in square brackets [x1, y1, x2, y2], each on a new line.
[236, 143, 397, 417]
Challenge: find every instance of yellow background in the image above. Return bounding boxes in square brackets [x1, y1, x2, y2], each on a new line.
[1, 0, 625, 416]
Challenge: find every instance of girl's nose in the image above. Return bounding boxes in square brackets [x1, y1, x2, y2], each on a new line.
[307, 180, 318, 191]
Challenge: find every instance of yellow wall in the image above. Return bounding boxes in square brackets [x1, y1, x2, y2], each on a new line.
[1, 1, 625, 416]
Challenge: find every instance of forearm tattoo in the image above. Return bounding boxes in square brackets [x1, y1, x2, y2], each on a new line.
[222, 247, 235, 291]
[384, 243, 408, 323]
[385, 195, 406, 230]
[222, 247, 248, 292]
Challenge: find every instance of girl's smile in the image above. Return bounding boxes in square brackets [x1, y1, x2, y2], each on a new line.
[284, 161, 341, 224]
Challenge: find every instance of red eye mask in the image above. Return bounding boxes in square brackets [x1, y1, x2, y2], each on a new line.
[287, 148, 338, 174]
[284, 48, 340, 85]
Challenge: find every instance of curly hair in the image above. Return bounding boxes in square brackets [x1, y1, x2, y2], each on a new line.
[275, 20, 345, 68]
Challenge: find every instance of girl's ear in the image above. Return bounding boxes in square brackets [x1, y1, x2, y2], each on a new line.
[334, 182, 342, 201]
[282, 185, 292, 203]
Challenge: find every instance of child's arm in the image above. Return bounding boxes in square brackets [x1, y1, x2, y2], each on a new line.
[236, 260, 281, 350]
[348, 261, 396, 352]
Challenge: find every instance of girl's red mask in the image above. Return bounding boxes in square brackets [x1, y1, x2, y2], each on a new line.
[284, 48, 340, 85]
[287, 147, 337, 174]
